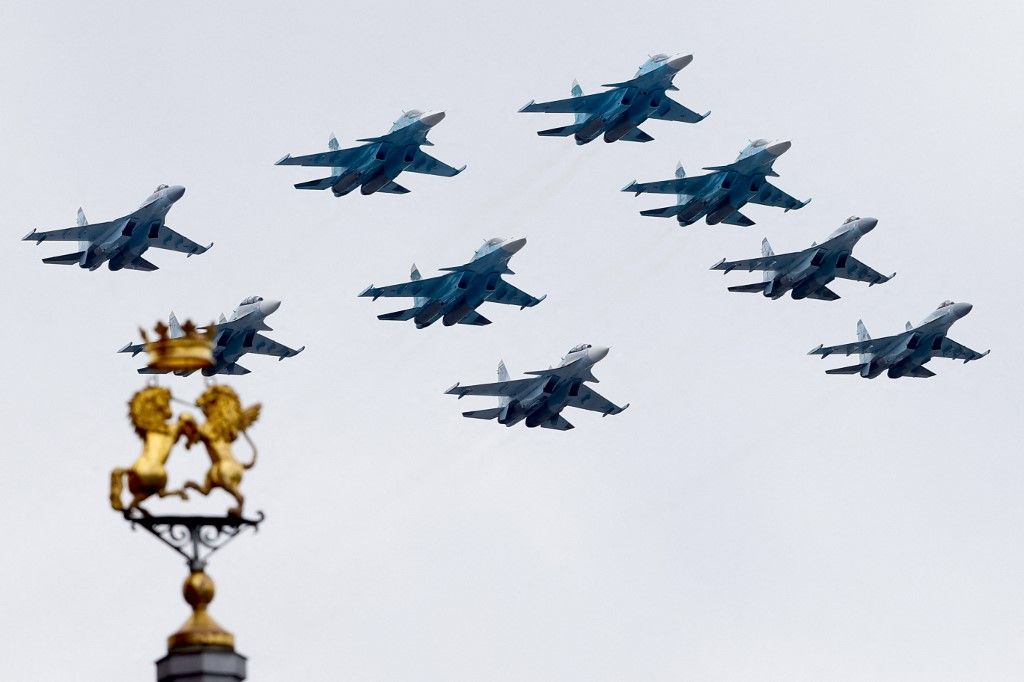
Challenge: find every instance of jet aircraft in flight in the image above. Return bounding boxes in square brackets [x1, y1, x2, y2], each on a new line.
[275, 110, 465, 196]
[623, 141, 810, 227]
[808, 301, 989, 378]
[519, 53, 708, 144]
[359, 237, 545, 328]
[445, 344, 628, 430]
[710, 216, 894, 300]
[119, 297, 304, 376]
[22, 185, 210, 271]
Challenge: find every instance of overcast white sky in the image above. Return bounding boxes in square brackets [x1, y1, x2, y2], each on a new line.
[2, 1, 1023, 680]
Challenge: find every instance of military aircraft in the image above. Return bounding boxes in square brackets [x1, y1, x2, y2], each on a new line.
[22, 185, 211, 271]
[518, 53, 708, 144]
[445, 344, 629, 430]
[359, 237, 545, 328]
[809, 301, 989, 378]
[275, 110, 465, 196]
[623, 140, 810, 227]
[118, 297, 304, 376]
[710, 216, 894, 300]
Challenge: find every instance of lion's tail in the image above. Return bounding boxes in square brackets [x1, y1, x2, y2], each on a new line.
[241, 430, 258, 470]
[109, 468, 126, 511]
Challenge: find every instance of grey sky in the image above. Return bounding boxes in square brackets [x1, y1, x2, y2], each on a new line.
[1, 1, 1022, 680]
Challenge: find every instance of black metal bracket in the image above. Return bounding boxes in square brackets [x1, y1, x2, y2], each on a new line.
[123, 509, 265, 572]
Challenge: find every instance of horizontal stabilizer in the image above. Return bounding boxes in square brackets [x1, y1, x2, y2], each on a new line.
[619, 127, 654, 143]
[378, 307, 420, 321]
[219, 363, 251, 376]
[905, 366, 936, 378]
[41, 251, 84, 265]
[719, 209, 755, 227]
[462, 407, 503, 420]
[118, 342, 145, 357]
[540, 414, 574, 431]
[639, 205, 683, 218]
[537, 123, 585, 137]
[728, 282, 769, 294]
[458, 311, 491, 326]
[294, 176, 339, 190]
[803, 286, 840, 301]
[377, 180, 410, 194]
[123, 255, 158, 271]
[825, 364, 865, 375]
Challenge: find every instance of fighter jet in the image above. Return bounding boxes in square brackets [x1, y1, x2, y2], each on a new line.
[809, 301, 989, 378]
[359, 237, 545, 328]
[22, 185, 211, 271]
[118, 297, 304, 376]
[623, 140, 810, 227]
[445, 344, 629, 430]
[710, 216, 895, 300]
[519, 53, 708, 144]
[275, 110, 465, 196]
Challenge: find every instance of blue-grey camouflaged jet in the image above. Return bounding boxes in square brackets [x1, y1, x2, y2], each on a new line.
[445, 344, 629, 431]
[623, 140, 810, 226]
[711, 216, 895, 300]
[359, 237, 545, 328]
[275, 110, 465, 196]
[22, 185, 211, 271]
[518, 53, 708, 144]
[809, 301, 989, 378]
[118, 297, 304, 376]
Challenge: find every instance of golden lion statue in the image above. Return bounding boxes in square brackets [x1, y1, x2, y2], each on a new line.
[110, 386, 193, 513]
[181, 385, 261, 516]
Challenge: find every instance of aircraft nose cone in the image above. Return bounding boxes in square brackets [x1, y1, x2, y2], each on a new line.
[957, 302, 973, 317]
[859, 217, 878, 233]
[588, 346, 610, 363]
[261, 299, 281, 315]
[503, 237, 527, 253]
[667, 54, 693, 70]
[421, 111, 446, 127]
[766, 140, 792, 156]
[170, 185, 186, 200]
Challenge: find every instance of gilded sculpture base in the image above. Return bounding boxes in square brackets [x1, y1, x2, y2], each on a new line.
[168, 570, 236, 652]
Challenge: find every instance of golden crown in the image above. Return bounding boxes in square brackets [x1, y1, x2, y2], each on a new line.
[140, 320, 216, 372]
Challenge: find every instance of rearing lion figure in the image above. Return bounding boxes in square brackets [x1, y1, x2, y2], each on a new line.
[181, 385, 261, 516]
[110, 386, 192, 513]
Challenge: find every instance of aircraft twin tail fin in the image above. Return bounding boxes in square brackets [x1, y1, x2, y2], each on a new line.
[857, 320, 872, 364]
[497, 360, 511, 407]
[571, 81, 586, 125]
[77, 207, 89, 252]
[762, 237, 775, 282]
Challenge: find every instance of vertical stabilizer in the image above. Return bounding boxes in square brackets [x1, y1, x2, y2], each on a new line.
[497, 360, 511, 407]
[906, 321, 913, 331]
[674, 162, 687, 206]
[571, 81, 587, 125]
[410, 263, 428, 308]
[168, 312, 185, 339]
[328, 133, 344, 177]
[761, 238, 775, 282]
[857, 319, 872, 364]
[77, 207, 88, 251]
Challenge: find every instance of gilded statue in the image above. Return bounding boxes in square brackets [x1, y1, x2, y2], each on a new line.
[110, 386, 192, 513]
[180, 385, 261, 516]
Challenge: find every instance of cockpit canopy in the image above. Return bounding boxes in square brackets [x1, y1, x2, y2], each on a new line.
[650, 53, 669, 62]
[567, 343, 592, 354]
[843, 215, 860, 224]
[472, 237, 505, 260]
[938, 300, 955, 309]
[239, 296, 264, 306]
[154, 184, 169, 193]
[750, 138, 769, 147]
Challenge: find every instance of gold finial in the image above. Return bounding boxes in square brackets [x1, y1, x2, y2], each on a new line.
[167, 571, 235, 651]
[142, 320, 216, 372]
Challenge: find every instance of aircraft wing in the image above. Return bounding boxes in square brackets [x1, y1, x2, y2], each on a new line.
[247, 333, 304, 359]
[149, 226, 212, 256]
[23, 220, 115, 243]
[446, 377, 540, 398]
[935, 338, 990, 363]
[624, 174, 710, 195]
[488, 281, 546, 309]
[405, 150, 465, 177]
[748, 181, 808, 210]
[649, 98, 708, 123]
[359, 274, 451, 300]
[519, 91, 612, 114]
[275, 144, 365, 168]
[566, 386, 628, 416]
[809, 334, 904, 358]
[711, 251, 803, 274]
[836, 257, 894, 286]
